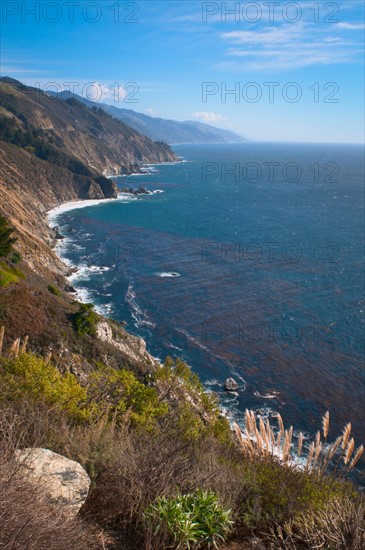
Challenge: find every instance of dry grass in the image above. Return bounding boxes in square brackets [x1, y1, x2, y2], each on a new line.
[233, 410, 363, 478]
[269, 496, 365, 549]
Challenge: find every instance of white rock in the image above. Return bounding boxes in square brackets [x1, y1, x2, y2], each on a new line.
[96, 321, 156, 365]
[14, 448, 90, 516]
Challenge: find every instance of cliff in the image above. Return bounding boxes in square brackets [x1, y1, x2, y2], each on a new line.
[0, 78, 177, 174]
[0, 78, 176, 373]
[0, 78, 176, 277]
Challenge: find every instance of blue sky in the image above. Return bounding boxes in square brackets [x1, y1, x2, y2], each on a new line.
[1, 0, 364, 142]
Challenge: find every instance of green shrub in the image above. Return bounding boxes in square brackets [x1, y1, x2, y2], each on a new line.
[144, 489, 233, 549]
[0, 353, 90, 422]
[0, 262, 24, 287]
[73, 303, 98, 336]
[9, 250, 22, 264]
[88, 364, 168, 429]
[0, 215, 17, 259]
[155, 358, 231, 443]
[48, 284, 61, 296]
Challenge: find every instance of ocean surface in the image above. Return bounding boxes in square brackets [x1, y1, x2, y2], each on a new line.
[52, 142, 365, 451]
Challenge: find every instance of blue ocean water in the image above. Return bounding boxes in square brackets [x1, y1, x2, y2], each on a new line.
[54, 142, 365, 444]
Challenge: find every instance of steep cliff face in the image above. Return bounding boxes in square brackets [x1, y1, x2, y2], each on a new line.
[0, 141, 98, 276]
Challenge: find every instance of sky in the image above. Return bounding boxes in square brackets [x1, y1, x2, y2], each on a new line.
[1, 0, 364, 143]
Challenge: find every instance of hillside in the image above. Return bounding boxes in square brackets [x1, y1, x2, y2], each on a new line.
[0, 78, 177, 364]
[0, 78, 176, 277]
[52, 90, 248, 144]
[0, 78, 176, 174]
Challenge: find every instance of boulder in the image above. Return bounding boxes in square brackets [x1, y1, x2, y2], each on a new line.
[64, 283, 77, 293]
[14, 448, 90, 516]
[224, 377, 239, 392]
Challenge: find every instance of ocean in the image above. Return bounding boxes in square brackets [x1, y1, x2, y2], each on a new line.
[51, 142, 365, 449]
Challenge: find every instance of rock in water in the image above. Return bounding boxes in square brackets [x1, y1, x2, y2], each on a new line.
[14, 448, 90, 516]
[224, 377, 239, 392]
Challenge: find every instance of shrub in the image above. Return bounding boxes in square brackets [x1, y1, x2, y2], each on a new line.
[73, 303, 98, 336]
[154, 358, 231, 443]
[0, 214, 17, 259]
[269, 496, 365, 549]
[0, 262, 24, 287]
[9, 250, 22, 264]
[87, 364, 168, 429]
[0, 353, 90, 422]
[48, 284, 61, 296]
[144, 489, 233, 549]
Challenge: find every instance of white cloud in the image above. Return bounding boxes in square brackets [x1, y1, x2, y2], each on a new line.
[219, 22, 364, 71]
[191, 112, 225, 123]
[81, 82, 127, 103]
[335, 22, 365, 30]
[221, 25, 303, 46]
[144, 108, 157, 116]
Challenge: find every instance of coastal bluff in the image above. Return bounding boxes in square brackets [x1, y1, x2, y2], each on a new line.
[0, 78, 176, 376]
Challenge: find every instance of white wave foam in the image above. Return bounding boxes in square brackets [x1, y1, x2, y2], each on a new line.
[95, 303, 114, 316]
[47, 194, 140, 223]
[125, 283, 156, 329]
[205, 379, 220, 386]
[166, 341, 183, 351]
[156, 272, 180, 278]
[47, 198, 117, 222]
[254, 390, 280, 400]
[69, 264, 92, 283]
[117, 193, 139, 200]
[176, 328, 212, 354]
[72, 287, 95, 304]
[88, 265, 111, 273]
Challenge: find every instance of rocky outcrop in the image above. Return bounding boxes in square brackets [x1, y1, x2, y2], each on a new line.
[96, 321, 159, 368]
[14, 448, 90, 516]
[120, 186, 150, 195]
[224, 377, 239, 392]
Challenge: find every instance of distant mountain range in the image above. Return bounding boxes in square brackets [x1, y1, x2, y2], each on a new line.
[51, 90, 248, 145]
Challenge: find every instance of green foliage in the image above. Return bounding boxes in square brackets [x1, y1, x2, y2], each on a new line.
[47, 284, 61, 296]
[157, 357, 203, 390]
[0, 351, 168, 430]
[144, 489, 233, 549]
[9, 250, 22, 264]
[73, 303, 98, 336]
[0, 262, 24, 287]
[155, 358, 231, 443]
[0, 215, 17, 259]
[236, 458, 361, 534]
[0, 353, 90, 422]
[0, 345, 363, 549]
[88, 364, 168, 428]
